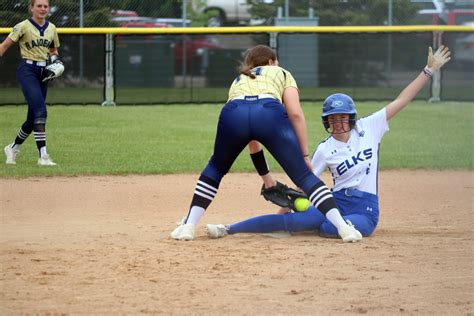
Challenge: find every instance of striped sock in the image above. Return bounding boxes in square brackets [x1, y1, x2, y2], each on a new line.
[13, 128, 29, 148]
[308, 182, 337, 214]
[185, 175, 219, 224]
[33, 131, 46, 157]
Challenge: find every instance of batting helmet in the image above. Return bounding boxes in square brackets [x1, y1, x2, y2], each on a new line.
[321, 93, 357, 133]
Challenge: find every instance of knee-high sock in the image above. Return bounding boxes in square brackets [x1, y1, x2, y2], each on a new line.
[185, 174, 219, 225]
[13, 128, 30, 148]
[306, 182, 348, 231]
[33, 123, 46, 157]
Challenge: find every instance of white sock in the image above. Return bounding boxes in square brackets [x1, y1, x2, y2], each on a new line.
[12, 143, 21, 150]
[325, 208, 348, 230]
[40, 146, 48, 159]
[186, 206, 205, 225]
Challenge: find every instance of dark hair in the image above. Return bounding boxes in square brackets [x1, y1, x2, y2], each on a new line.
[239, 45, 277, 79]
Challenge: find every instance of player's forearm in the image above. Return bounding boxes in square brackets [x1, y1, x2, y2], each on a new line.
[385, 71, 430, 120]
[0, 37, 15, 57]
[283, 88, 310, 157]
[0, 41, 7, 56]
[396, 71, 430, 104]
[288, 114, 310, 157]
[49, 48, 59, 58]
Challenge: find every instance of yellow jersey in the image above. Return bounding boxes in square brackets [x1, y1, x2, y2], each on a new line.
[228, 65, 298, 103]
[8, 18, 60, 62]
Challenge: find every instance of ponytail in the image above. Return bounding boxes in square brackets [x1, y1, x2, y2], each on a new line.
[239, 45, 276, 79]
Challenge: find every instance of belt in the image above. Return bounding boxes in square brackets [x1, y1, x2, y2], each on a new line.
[232, 94, 277, 101]
[25, 59, 47, 67]
[334, 188, 378, 203]
[343, 188, 366, 198]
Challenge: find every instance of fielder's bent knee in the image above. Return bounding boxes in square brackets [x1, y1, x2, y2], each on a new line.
[34, 117, 47, 124]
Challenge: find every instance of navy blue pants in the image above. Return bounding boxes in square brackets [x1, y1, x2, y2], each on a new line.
[17, 61, 48, 131]
[201, 97, 322, 194]
[228, 189, 379, 237]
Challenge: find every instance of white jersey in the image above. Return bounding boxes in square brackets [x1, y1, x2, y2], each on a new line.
[311, 108, 389, 195]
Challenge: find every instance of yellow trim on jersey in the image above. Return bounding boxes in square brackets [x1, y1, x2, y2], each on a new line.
[8, 19, 60, 62]
[228, 66, 298, 103]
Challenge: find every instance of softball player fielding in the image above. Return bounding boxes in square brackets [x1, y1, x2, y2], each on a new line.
[0, 0, 64, 166]
[171, 45, 362, 243]
[205, 45, 452, 239]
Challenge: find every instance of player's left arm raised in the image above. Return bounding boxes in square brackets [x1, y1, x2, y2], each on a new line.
[385, 45, 451, 121]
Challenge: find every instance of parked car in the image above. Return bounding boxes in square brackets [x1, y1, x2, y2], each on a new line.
[117, 17, 224, 75]
[202, 0, 251, 26]
[199, 0, 273, 27]
[111, 10, 139, 19]
[174, 35, 224, 75]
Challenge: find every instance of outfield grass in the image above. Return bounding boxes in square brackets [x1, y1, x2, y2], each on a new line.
[0, 101, 472, 177]
[1, 85, 473, 105]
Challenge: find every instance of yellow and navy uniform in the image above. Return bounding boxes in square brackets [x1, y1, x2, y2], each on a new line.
[228, 66, 298, 103]
[8, 18, 59, 62]
[194, 61, 338, 225]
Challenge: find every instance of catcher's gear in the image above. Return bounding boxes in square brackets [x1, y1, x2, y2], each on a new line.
[261, 181, 308, 211]
[322, 93, 357, 133]
[42, 60, 65, 82]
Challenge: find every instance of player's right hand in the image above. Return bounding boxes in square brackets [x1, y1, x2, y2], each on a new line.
[427, 45, 451, 71]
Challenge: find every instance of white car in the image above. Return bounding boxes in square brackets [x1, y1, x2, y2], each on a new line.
[200, 0, 273, 27]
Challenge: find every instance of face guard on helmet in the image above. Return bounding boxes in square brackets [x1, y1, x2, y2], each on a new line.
[321, 93, 357, 134]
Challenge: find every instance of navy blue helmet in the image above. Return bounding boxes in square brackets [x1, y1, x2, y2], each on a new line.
[321, 93, 357, 133]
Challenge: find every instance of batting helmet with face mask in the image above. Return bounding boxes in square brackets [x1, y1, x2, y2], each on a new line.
[321, 93, 357, 133]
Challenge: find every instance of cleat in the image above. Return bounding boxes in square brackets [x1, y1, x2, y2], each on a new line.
[4, 145, 19, 165]
[170, 222, 196, 241]
[205, 224, 229, 239]
[338, 220, 362, 243]
[37, 155, 57, 166]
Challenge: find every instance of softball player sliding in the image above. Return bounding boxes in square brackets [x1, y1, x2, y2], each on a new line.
[171, 45, 362, 243]
[206, 45, 451, 239]
[0, 0, 64, 166]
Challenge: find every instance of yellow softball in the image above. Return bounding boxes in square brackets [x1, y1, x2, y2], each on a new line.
[294, 197, 311, 212]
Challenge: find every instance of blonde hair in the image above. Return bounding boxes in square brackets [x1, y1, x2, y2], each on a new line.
[239, 45, 277, 79]
[30, 0, 49, 7]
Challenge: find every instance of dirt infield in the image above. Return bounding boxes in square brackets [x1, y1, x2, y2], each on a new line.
[0, 170, 472, 315]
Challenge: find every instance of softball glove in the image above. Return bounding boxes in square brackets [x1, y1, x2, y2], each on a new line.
[261, 181, 307, 210]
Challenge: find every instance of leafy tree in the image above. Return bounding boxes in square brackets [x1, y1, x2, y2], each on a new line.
[0, 0, 181, 27]
[248, 0, 422, 87]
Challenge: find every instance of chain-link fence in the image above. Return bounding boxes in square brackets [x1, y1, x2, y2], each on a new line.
[1, 29, 473, 105]
[1, 1, 473, 105]
[1, 0, 473, 28]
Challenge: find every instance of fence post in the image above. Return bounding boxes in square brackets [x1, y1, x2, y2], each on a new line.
[101, 33, 116, 106]
[429, 31, 443, 103]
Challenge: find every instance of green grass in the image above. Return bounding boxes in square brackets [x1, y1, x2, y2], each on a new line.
[0, 101, 472, 177]
[2, 85, 473, 105]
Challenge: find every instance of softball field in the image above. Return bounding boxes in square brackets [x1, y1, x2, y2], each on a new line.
[0, 170, 472, 315]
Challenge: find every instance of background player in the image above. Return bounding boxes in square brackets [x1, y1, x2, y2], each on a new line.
[206, 45, 451, 239]
[0, 0, 63, 166]
[171, 44, 362, 242]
